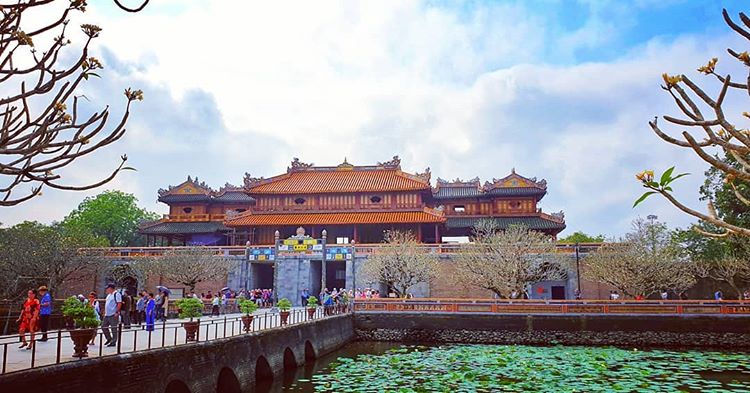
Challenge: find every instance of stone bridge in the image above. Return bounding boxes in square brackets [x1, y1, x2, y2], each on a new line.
[0, 314, 353, 393]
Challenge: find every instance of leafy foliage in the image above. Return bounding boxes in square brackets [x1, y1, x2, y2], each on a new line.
[313, 345, 750, 392]
[277, 298, 292, 312]
[557, 231, 606, 244]
[307, 296, 319, 308]
[62, 296, 100, 329]
[238, 298, 258, 315]
[455, 222, 567, 298]
[175, 297, 204, 319]
[0, 221, 107, 298]
[360, 230, 439, 298]
[63, 190, 159, 246]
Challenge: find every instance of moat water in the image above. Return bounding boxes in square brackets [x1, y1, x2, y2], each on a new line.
[258, 342, 750, 392]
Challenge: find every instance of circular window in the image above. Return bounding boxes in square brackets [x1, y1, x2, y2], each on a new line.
[370, 196, 382, 203]
[294, 198, 306, 205]
[182, 207, 193, 214]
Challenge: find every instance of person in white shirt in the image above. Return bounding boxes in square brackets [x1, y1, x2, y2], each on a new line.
[102, 284, 122, 347]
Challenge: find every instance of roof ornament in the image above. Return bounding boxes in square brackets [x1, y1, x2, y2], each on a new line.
[243, 173, 265, 188]
[415, 167, 431, 183]
[288, 157, 314, 172]
[337, 157, 354, 170]
[377, 155, 401, 168]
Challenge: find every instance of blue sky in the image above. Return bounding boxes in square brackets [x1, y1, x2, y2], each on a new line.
[2, 0, 748, 237]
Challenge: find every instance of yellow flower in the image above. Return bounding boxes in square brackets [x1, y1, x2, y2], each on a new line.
[635, 172, 646, 181]
[697, 57, 718, 74]
[662, 73, 682, 88]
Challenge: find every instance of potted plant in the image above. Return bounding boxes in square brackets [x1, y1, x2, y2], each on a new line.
[278, 298, 292, 325]
[238, 299, 258, 332]
[306, 296, 318, 319]
[62, 296, 100, 358]
[175, 297, 203, 341]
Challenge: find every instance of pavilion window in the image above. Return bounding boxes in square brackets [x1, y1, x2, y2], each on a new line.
[294, 197, 306, 205]
[183, 207, 193, 214]
[453, 205, 465, 213]
[370, 196, 382, 203]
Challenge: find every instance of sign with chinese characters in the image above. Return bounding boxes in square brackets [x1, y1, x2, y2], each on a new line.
[277, 237, 323, 257]
[325, 246, 352, 260]
[248, 247, 275, 261]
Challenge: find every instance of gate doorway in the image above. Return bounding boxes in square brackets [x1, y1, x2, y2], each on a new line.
[325, 261, 346, 290]
[252, 263, 274, 290]
[551, 286, 566, 300]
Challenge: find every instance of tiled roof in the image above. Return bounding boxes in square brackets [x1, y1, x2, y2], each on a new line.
[485, 187, 547, 197]
[158, 194, 213, 203]
[213, 191, 255, 203]
[139, 221, 230, 234]
[432, 187, 482, 199]
[225, 208, 445, 226]
[248, 168, 431, 194]
[445, 216, 566, 231]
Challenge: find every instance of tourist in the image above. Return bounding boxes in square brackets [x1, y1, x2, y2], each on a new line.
[714, 290, 723, 301]
[137, 291, 147, 325]
[16, 289, 40, 350]
[211, 294, 220, 317]
[155, 290, 166, 321]
[38, 286, 52, 342]
[301, 288, 310, 305]
[574, 289, 582, 300]
[121, 290, 133, 329]
[205, 290, 213, 300]
[221, 291, 229, 315]
[161, 290, 170, 322]
[102, 284, 122, 348]
[145, 293, 156, 332]
[134, 292, 144, 325]
[743, 289, 750, 301]
[88, 292, 100, 345]
[634, 294, 644, 301]
[660, 290, 669, 300]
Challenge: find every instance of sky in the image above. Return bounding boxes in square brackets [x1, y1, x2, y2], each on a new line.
[1, 0, 748, 237]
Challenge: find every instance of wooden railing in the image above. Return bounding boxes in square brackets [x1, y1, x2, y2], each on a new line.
[83, 242, 606, 258]
[160, 214, 226, 222]
[352, 298, 750, 315]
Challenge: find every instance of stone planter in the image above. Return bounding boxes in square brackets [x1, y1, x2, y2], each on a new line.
[307, 307, 316, 319]
[241, 315, 254, 332]
[70, 328, 96, 358]
[183, 320, 200, 341]
[280, 310, 290, 325]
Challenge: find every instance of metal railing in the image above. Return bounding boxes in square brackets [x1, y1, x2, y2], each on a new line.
[353, 298, 750, 315]
[0, 305, 350, 375]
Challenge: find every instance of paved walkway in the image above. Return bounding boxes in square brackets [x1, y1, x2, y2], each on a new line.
[0, 308, 315, 374]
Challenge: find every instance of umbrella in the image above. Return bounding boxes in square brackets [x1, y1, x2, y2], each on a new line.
[220, 287, 230, 292]
[156, 286, 171, 296]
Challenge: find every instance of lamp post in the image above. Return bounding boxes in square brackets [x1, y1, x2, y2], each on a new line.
[575, 242, 581, 295]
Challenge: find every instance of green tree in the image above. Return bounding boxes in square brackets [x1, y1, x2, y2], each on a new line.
[63, 190, 159, 246]
[0, 221, 107, 298]
[557, 231, 605, 244]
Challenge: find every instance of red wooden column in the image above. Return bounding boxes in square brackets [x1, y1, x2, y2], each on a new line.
[417, 225, 423, 242]
[434, 224, 440, 244]
[353, 225, 359, 243]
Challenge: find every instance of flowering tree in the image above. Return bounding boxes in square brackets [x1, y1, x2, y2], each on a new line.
[454, 222, 566, 298]
[138, 247, 236, 292]
[0, 0, 145, 206]
[695, 255, 750, 298]
[360, 230, 439, 297]
[634, 9, 750, 238]
[584, 218, 696, 298]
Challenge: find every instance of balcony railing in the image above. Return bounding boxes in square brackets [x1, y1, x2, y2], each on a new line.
[82, 242, 605, 258]
[161, 214, 226, 222]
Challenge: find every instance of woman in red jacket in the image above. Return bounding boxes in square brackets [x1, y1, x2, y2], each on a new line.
[17, 289, 40, 350]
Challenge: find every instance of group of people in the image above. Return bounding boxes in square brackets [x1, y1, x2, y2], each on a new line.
[353, 288, 381, 299]
[181, 288, 275, 317]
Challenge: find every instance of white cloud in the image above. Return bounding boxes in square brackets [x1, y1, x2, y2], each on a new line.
[1, 1, 744, 238]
